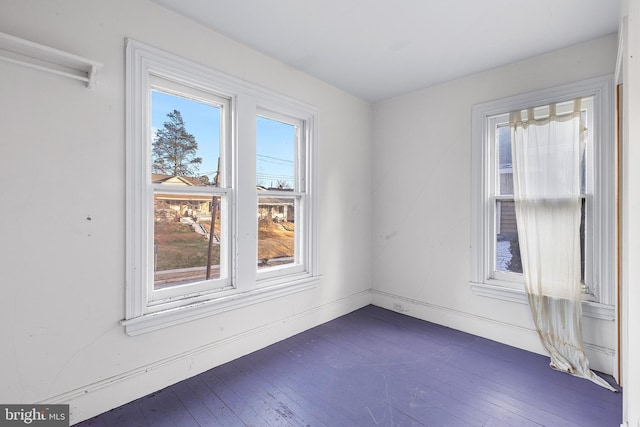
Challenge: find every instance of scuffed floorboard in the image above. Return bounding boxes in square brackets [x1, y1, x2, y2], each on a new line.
[75, 305, 622, 426]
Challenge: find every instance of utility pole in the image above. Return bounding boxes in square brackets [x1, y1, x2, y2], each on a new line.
[206, 157, 220, 279]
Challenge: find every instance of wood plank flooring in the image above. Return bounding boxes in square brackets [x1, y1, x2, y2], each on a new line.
[75, 305, 622, 426]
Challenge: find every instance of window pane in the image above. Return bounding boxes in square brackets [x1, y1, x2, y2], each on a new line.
[580, 197, 586, 285]
[495, 199, 586, 279]
[151, 91, 221, 185]
[497, 125, 513, 196]
[580, 110, 587, 194]
[496, 200, 522, 273]
[256, 116, 295, 189]
[257, 196, 295, 269]
[154, 194, 222, 289]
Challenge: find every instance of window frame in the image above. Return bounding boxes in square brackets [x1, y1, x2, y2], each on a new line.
[488, 98, 595, 288]
[470, 75, 616, 319]
[256, 109, 309, 281]
[148, 80, 232, 307]
[123, 39, 319, 335]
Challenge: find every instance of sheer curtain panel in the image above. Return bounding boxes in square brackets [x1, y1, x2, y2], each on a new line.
[510, 99, 615, 391]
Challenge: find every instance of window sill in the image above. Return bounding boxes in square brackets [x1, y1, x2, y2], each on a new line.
[469, 281, 615, 321]
[122, 276, 320, 336]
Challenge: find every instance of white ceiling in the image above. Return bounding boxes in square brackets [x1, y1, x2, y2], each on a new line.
[149, 0, 621, 102]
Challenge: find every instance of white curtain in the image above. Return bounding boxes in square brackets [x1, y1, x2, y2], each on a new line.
[510, 99, 616, 391]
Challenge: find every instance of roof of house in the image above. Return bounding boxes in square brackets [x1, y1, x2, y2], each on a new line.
[152, 174, 207, 186]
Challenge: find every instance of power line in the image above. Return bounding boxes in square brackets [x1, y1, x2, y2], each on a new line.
[257, 154, 294, 165]
[257, 173, 295, 180]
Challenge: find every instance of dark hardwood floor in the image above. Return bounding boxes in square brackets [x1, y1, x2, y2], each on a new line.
[75, 305, 622, 426]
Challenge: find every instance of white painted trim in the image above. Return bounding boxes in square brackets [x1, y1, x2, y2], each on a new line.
[470, 75, 617, 305]
[583, 341, 617, 375]
[51, 290, 372, 424]
[619, 1, 640, 423]
[469, 281, 616, 321]
[255, 107, 315, 284]
[122, 276, 320, 335]
[125, 38, 320, 332]
[371, 289, 616, 374]
[372, 289, 543, 352]
[615, 18, 625, 85]
[0, 31, 102, 88]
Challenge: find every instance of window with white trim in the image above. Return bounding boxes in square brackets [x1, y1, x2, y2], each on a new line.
[256, 111, 308, 279]
[124, 39, 318, 335]
[148, 82, 231, 304]
[470, 76, 615, 311]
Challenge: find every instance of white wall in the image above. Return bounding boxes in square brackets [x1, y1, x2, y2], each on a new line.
[1, 0, 631, 423]
[0, 0, 372, 423]
[619, 0, 640, 425]
[372, 35, 619, 374]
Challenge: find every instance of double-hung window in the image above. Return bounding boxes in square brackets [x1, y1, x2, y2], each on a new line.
[470, 76, 615, 313]
[256, 110, 309, 281]
[148, 82, 231, 304]
[124, 39, 318, 335]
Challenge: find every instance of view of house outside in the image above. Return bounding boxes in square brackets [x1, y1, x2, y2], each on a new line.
[256, 115, 297, 269]
[151, 91, 296, 289]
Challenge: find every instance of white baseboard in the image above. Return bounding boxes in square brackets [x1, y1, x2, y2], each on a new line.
[49, 290, 371, 425]
[54, 288, 615, 424]
[370, 289, 616, 375]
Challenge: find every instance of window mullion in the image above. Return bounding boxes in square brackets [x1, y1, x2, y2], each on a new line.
[235, 95, 258, 291]
[125, 39, 318, 334]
